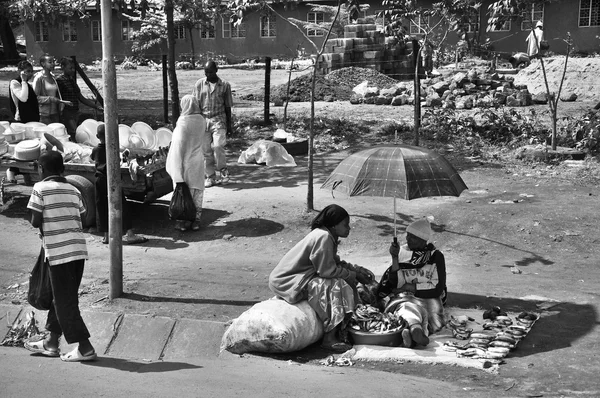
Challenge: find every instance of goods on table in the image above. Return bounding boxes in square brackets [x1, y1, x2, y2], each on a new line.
[14, 139, 41, 161]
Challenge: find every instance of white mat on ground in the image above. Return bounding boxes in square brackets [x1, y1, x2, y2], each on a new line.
[350, 307, 526, 370]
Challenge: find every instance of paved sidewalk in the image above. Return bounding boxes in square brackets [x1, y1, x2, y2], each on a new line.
[0, 304, 226, 360]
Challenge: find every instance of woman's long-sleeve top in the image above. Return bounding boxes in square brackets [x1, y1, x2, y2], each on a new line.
[269, 227, 358, 304]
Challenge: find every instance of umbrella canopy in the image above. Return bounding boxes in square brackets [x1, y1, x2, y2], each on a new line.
[321, 145, 468, 200]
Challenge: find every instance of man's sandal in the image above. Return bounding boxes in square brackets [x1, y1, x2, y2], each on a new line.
[24, 339, 60, 357]
[60, 347, 97, 362]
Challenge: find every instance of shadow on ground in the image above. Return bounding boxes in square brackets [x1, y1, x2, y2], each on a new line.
[245, 293, 597, 363]
[83, 357, 202, 373]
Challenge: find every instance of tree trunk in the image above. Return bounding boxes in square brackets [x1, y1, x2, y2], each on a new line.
[188, 26, 196, 69]
[0, 13, 19, 63]
[166, 0, 180, 122]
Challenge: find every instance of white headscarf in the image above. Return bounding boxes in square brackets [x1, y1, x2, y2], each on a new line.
[166, 95, 207, 190]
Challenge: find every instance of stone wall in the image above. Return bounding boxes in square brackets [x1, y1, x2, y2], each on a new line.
[315, 20, 416, 80]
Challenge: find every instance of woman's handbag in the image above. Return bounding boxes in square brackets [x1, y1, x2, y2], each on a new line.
[27, 246, 53, 311]
[168, 182, 196, 221]
[540, 40, 550, 51]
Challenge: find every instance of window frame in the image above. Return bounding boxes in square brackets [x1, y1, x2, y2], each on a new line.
[579, 0, 600, 27]
[174, 24, 186, 40]
[307, 12, 324, 37]
[121, 20, 133, 41]
[200, 20, 216, 39]
[260, 13, 276, 38]
[459, 10, 480, 33]
[521, 3, 544, 31]
[62, 20, 77, 42]
[34, 21, 49, 42]
[489, 19, 511, 32]
[91, 20, 102, 42]
[409, 15, 429, 35]
[222, 19, 246, 39]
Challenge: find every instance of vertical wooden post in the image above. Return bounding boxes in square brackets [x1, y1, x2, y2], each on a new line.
[264, 57, 271, 125]
[162, 55, 169, 123]
[412, 39, 421, 147]
[101, 0, 123, 299]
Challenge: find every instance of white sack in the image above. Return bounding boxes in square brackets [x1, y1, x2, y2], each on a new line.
[220, 298, 324, 354]
[237, 140, 296, 167]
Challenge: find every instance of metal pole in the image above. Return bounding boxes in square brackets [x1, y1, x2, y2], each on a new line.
[264, 57, 271, 125]
[101, 0, 123, 299]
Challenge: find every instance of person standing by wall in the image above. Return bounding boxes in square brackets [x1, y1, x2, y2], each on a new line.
[9, 60, 40, 123]
[32, 54, 72, 124]
[192, 60, 233, 187]
[56, 57, 103, 141]
[24, 151, 96, 362]
[526, 21, 544, 58]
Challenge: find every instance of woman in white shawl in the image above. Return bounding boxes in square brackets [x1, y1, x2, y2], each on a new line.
[526, 21, 544, 58]
[166, 95, 207, 231]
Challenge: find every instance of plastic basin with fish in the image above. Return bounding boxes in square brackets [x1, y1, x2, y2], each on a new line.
[347, 328, 404, 347]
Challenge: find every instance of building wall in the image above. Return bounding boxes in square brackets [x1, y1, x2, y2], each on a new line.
[22, 1, 600, 66]
[24, 9, 140, 65]
[472, 0, 599, 57]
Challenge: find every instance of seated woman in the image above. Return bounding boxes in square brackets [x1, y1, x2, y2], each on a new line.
[269, 204, 374, 352]
[378, 217, 447, 348]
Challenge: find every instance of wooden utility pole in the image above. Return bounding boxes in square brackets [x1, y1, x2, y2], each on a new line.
[162, 55, 169, 123]
[101, 0, 123, 299]
[264, 57, 271, 125]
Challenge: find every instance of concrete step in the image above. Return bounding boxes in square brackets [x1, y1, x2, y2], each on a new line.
[0, 304, 226, 360]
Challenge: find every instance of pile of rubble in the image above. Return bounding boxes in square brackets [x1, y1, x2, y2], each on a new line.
[349, 67, 577, 109]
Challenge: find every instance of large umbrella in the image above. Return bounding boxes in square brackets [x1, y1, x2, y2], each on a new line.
[320, 145, 468, 238]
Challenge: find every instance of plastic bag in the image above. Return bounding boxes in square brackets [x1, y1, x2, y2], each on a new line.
[220, 298, 324, 354]
[27, 246, 53, 311]
[237, 140, 297, 167]
[168, 182, 196, 221]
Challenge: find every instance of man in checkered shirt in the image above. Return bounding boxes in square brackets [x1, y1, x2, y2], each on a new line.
[192, 60, 233, 187]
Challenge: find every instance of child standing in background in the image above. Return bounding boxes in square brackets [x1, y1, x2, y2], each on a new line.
[91, 124, 148, 245]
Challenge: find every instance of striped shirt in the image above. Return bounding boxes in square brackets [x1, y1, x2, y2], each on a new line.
[27, 179, 88, 266]
[192, 77, 233, 124]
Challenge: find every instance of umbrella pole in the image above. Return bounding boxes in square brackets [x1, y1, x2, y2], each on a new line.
[393, 196, 397, 243]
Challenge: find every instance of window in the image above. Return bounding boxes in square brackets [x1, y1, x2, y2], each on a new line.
[489, 19, 511, 32]
[580, 0, 600, 27]
[521, 4, 544, 30]
[222, 18, 246, 38]
[409, 15, 429, 35]
[174, 24, 186, 39]
[34, 21, 48, 42]
[121, 20, 133, 41]
[91, 20, 102, 42]
[307, 12, 324, 37]
[459, 10, 480, 33]
[62, 21, 77, 42]
[260, 14, 276, 37]
[200, 21, 215, 39]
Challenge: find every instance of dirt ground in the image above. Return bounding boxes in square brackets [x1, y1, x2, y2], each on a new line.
[1, 61, 600, 396]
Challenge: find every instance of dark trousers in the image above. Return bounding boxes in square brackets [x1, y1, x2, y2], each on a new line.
[95, 175, 132, 233]
[60, 108, 79, 142]
[45, 259, 91, 344]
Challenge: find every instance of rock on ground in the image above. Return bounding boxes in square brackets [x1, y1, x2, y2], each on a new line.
[513, 56, 600, 102]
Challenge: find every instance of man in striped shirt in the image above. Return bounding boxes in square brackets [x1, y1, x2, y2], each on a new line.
[192, 60, 234, 187]
[25, 151, 96, 362]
